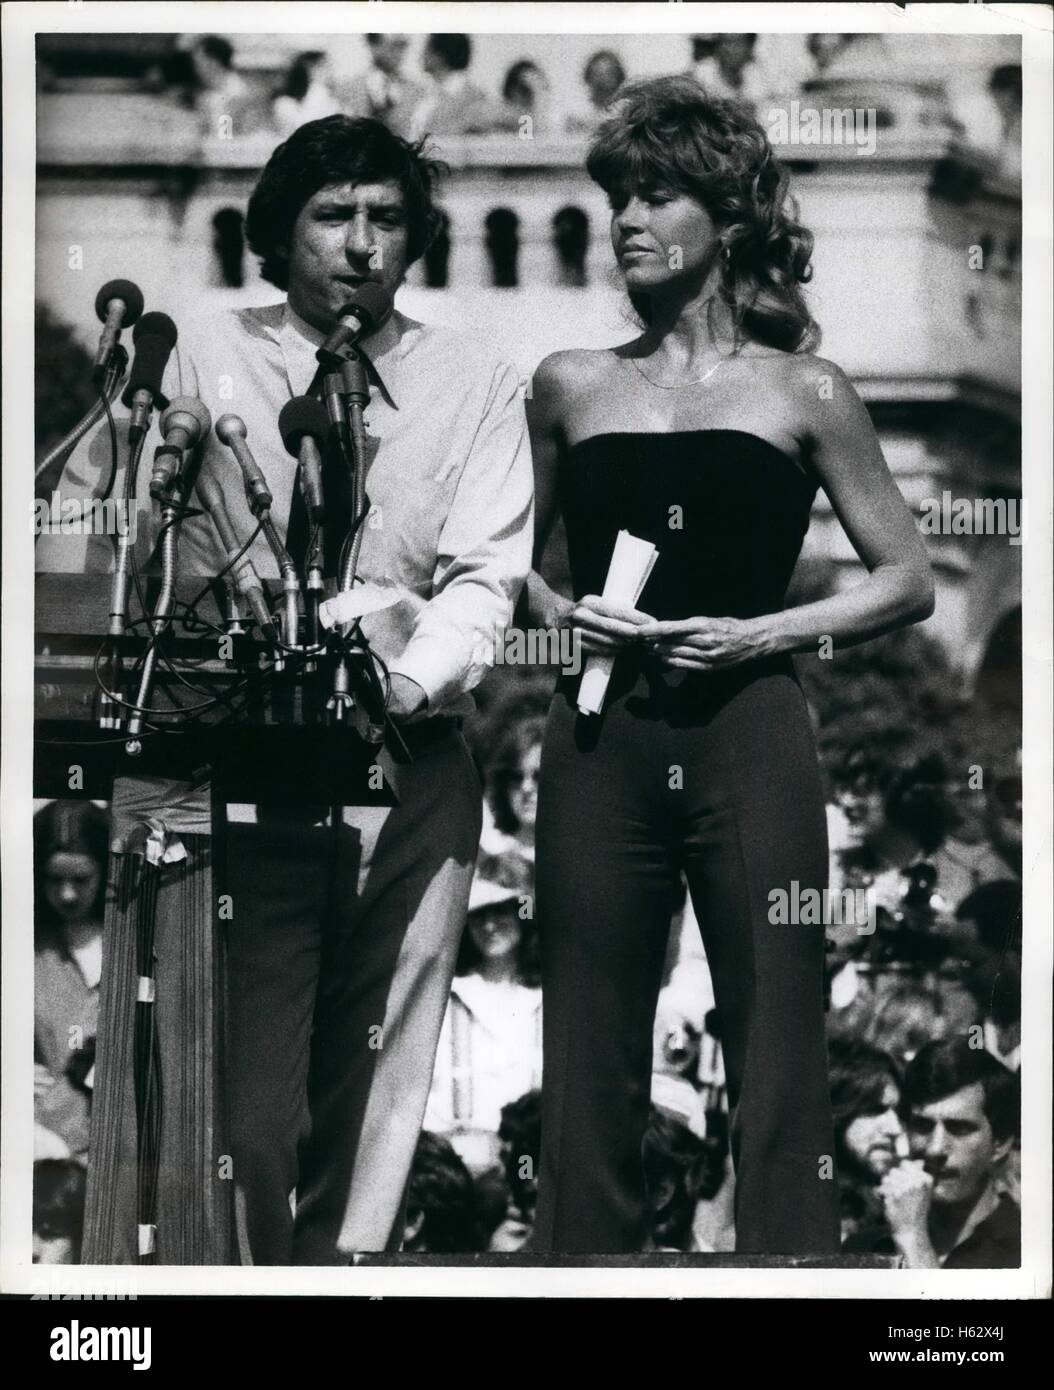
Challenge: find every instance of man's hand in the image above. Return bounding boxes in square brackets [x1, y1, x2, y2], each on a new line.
[386, 673, 428, 721]
[879, 1160, 940, 1267]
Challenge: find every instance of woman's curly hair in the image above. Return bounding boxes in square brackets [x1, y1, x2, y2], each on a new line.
[587, 75, 819, 352]
[246, 115, 447, 290]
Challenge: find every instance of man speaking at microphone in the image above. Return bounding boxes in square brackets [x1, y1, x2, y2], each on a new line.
[113, 116, 532, 1263]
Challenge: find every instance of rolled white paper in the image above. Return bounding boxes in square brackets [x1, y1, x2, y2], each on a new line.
[577, 530, 658, 715]
[319, 582, 405, 629]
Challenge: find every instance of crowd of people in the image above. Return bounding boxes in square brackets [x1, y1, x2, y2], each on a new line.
[34, 629, 1023, 1263]
[106, 31, 1020, 172]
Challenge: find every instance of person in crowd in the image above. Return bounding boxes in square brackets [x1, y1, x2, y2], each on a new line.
[689, 34, 769, 109]
[272, 50, 342, 136]
[828, 1038, 905, 1247]
[834, 749, 1008, 914]
[875, 1038, 1020, 1268]
[424, 871, 542, 1174]
[344, 34, 427, 140]
[497, 59, 558, 136]
[833, 964, 974, 1066]
[409, 34, 501, 140]
[565, 49, 627, 133]
[489, 1089, 542, 1251]
[651, 888, 712, 1140]
[986, 760, 1022, 879]
[525, 75, 933, 1256]
[642, 1106, 709, 1252]
[187, 34, 253, 136]
[402, 1132, 485, 1253]
[477, 712, 544, 876]
[33, 1159, 88, 1265]
[689, 1109, 737, 1253]
[34, 801, 109, 1160]
[951, 63, 1023, 180]
[957, 881, 1022, 1072]
[988, 64, 1022, 178]
[805, 34, 857, 77]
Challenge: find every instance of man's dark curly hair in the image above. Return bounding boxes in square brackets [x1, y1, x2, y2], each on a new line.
[245, 115, 446, 290]
[902, 1037, 1019, 1144]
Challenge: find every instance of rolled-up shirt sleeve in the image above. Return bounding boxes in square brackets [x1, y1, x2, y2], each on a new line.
[386, 359, 534, 711]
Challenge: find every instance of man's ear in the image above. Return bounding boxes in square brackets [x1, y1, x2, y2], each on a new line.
[992, 1133, 1016, 1169]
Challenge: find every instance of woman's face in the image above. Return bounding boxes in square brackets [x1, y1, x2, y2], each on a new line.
[42, 851, 101, 926]
[468, 907, 522, 962]
[508, 742, 541, 832]
[609, 185, 721, 298]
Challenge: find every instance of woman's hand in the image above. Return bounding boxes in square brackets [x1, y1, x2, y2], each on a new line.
[637, 615, 769, 671]
[562, 594, 653, 655]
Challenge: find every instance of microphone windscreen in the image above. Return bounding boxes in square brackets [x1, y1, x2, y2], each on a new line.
[160, 395, 212, 445]
[121, 313, 178, 409]
[94, 279, 144, 326]
[132, 311, 178, 348]
[279, 396, 329, 457]
[344, 281, 391, 330]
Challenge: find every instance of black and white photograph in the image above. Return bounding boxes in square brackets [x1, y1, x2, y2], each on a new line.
[2, 1, 1051, 1319]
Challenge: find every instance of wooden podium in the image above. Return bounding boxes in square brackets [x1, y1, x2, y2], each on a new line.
[36, 573, 396, 1264]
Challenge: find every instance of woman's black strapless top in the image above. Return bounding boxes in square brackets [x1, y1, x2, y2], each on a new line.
[559, 430, 817, 622]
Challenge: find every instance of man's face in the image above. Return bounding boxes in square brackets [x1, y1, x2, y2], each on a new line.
[843, 1080, 905, 1179]
[283, 180, 409, 335]
[906, 1081, 1007, 1207]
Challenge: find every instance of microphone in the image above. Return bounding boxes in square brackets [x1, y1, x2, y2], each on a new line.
[195, 467, 276, 642]
[215, 414, 274, 517]
[121, 312, 178, 443]
[317, 282, 391, 362]
[151, 396, 212, 500]
[92, 279, 144, 383]
[214, 414, 301, 645]
[279, 396, 328, 523]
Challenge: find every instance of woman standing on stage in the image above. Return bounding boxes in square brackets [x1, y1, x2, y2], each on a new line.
[526, 77, 934, 1254]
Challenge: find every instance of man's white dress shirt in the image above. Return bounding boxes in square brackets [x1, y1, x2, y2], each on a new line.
[37, 301, 534, 717]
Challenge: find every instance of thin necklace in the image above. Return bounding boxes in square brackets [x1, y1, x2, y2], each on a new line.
[629, 353, 728, 390]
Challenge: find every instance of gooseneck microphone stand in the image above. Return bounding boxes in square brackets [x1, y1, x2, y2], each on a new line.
[35, 344, 129, 496]
[314, 346, 391, 747]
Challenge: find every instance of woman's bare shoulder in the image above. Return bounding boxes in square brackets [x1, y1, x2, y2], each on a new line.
[531, 346, 625, 395]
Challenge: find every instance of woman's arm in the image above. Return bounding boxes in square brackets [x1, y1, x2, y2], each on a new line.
[641, 360, 935, 669]
[523, 354, 573, 631]
[754, 359, 935, 653]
